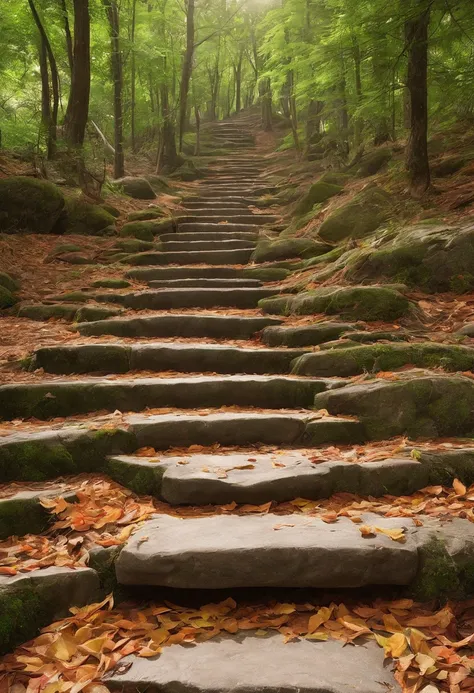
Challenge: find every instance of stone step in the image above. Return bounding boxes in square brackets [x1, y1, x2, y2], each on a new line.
[104, 634, 395, 693]
[101, 287, 279, 310]
[126, 266, 246, 281]
[32, 342, 305, 375]
[115, 511, 422, 589]
[160, 232, 258, 242]
[182, 200, 251, 208]
[262, 322, 357, 347]
[75, 313, 282, 339]
[0, 484, 77, 538]
[178, 222, 260, 233]
[122, 248, 254, 265]
[148, 278, 262, 288]
[178, 215, 277, 225]
[161, 239, 256, 251]
[108, 446, 474, 504]
[0, 375, 335, 420]
[178, 207, 258, 217]
[0, 567, 100, 654]
[195, 189, 274, 198]
[203, 177, 262, 185]
[186, 195, 259, 203]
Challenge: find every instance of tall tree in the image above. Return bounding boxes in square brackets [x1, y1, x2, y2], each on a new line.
[63, 0, 91, 148]
[178, 0, 195, 151]
[103, 0, 125, 178]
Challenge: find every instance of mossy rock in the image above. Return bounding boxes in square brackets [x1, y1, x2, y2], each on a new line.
[0, 177, 65, 234]
[115, 176, 156, 200]
[17, 304, 80, 321]
[318, 186, 392, 243]
[262, 322, 356, 347]
[91, 278, 131, 289]
[145, 174, 171, 191]
[259, 285, 412, 322]
[101, 204, 121, 218]
[105, 457, 164, 497]
[313, 374, 474, 440]
[0, 271, 20, 293]
[0, 286, 17, 309]
[356, 148, 392, 177]
[119, 221, 156, 242]
[55, 252, 91, 265]
[242, 267, 290, 282]
[432, 156, 466, 177]
[0, 441, 76, 483]
[169, 160, 205, 182]
[0, 494, 60, 540]
[294, 181, 342, 216]
[300, 247, 346, 269]
[55, 198, 116, 236]
[292, 342, 474, 377]
[127, 208, 164, 222]
[74, 305, 122, 322]
[113, 239, 156, 253]
[321, 172, 351, 186]
[347, 222, 474, 293]
[345, 330, 410, 343]
[48, 291, 90, 303]
[252, 238, 331, 263]
[50, 243, 83, 257]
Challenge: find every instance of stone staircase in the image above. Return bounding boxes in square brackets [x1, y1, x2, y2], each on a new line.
[2, 113, 474, 692]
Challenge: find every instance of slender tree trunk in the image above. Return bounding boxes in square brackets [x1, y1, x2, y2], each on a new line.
[234, 50, 243, 113]
[38, 40, 54, 158]
[28, 0, 59, 158]
[130, 0, 137, 152]
[352, 36, 363, 146]
[288, 70, 300, 152]
[64, 0, 91, 148]
[405, 4, 430, 196]
[178, 0, 194, 151]
[59, 0, 74, 73]
[158, 78, 179, 172]
[194, 105, 201, 156]
[259, 77, 272, 131]
[104, 0, 125, 178]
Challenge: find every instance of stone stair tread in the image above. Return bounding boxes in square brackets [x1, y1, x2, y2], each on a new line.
[147, 278, 262, 288]
[126, 266, 248, 280]
[160, 240, 256, 250]
[75, 313, 283, 338]
[115, 288, 279, 310]
[123, 249, 254, 265]
[33, 342, 306, 375]
[115, 512, 419, 588]
[177, 222, 260, 232]
[159, 232, 258, 241]
[104, 635, 397, 693]
[0, 375, 337, 419]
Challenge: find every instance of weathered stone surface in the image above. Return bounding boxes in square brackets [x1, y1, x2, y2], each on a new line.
[0, 566, 99, 653]
[91, 278, 131, 289]
[75, 313, 282, 338]
[356, 148, 392, 177]
[32, 344, 131, 374]
[0, 271, 20, 293]
[127, 208, 164, 221]
[0, 286, 17, 309]
[292, 343, 474, 377]
[0, 485, 75, 538]
[259, 285, 412, 321]
[0, 375, 335, 419]
[122, 248, 254, 266]
[104, 635, 397, 693]
[252, 238, 331, 263]
[347, 223, 474, 292]
[119, 221, 157, 242]
[119, 287, 278, 310]
[115, 512, 418, 588]
[162, 238, 255, 251]
[115, 176, 156, 199]
[318, 186, 392, 243]
[148, 278, 261, 288]
[313, 374, 474, 439]
[262, 322, 357, 347]
[127, 266, 244, 280]
[56, 198, 116, 236]
[0, 176, 64, 234]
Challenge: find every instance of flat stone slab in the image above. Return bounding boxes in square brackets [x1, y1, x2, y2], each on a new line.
[0, 375, 336, 419]
[123, 249, 254, 265]
[177, 222, 261, 233]
[126, 266, 245, 280]
[262, 322, 357, 347]
[0, 566, 100, 652]
[104, 634, 398, 693]
[161, 239, 256, 250]
[115, 512, 418, 588]
[147, 278, 262, 288]
[113, 288, 279, 310]
[75, 313, 282, 338]
[107, 450, 454, 504]
[0, 484, 76, 538]
[178, 215, 277, 226]
[159, 232, 257, 242]
[33, 342, 306, 375]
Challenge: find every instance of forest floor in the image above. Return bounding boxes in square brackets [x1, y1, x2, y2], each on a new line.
[1, 115, 474, 692]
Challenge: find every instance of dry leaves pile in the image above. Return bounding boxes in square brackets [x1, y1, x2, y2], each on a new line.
[1, 596, 473, 692]
[0, 479, 155, 576]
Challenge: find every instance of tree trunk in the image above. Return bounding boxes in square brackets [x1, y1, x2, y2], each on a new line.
[352, 36, 363, 146]
[104, 0, 125, 178]
[288, 70, 300, 152]
[304, 100, 323, 156]
[38, 39, 54, 158]
[260, 77, 272, 131]
[28, 0, 59, 158]
[194, 105, 201, 156]
[64, 0, 91, 148]
[130, 0, 137, 152]
[405, 4, 430, 196]
[157, 79, 179, 172]
[59, 0, 74, 73]
[234, 50, 243, 113]
[178, 0, 195, 151]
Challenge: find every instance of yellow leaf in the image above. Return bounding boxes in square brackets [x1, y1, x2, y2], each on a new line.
[150, 628, 169, 646]
[374, 526, 406, 543]
[383, 614, 404, 633]
[453, 478, 467, 496]
[46, 634, 77, 661]
[308, 607, 332, 632]
[305, 632, 328, 641]
[272, 603, 296, 615]
[80, 636, 109, 656]
[415, 653, 436, 675]
[359, 525, 376, 538]
[386, 633, 408, 658]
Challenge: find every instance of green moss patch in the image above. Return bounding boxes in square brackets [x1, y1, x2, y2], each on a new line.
[295, 181, 343, 216]
[91, 278, 131, 289]
[56, 198, 116, 236]
[127, 208, 164, 222]
[113, 239, 156, 253]
[0, 271, 20, 293]
[252, 238, 331, 263]
[0, 286, 17, 309]
[119, 221, 156, 242]
[0, 176, 64, 234]
[318, 186, 392, 243]
[243, 267, 290, 282]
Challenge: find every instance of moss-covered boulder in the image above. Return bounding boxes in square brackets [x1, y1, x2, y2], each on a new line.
[0, 177, 65, 234]
[119, 221, 156, 242]
[127, 208, 164, 222]
[18, 304, 80, 321]
[262, 322, 357, 347]
[75, 306, 122, 322]
[145, 174, 171, 191]
[55, 252, 91, 265]
[48, 291, 90, 303]
[318, 186, 392, 243]
[252, 238, 332, 263]
[356, 148, 392, 177]
[347, 222, 474, 293]
[243, 267, 290, 282]
[259, 285, 412, 321]
[313, 374, 474, 439]
[292, 343, 474, 377]
[0, 272, 20, 293]
[113, 239, 156, 253]
[432, 156, 466, 177]
[50, 243, 83, 257]
[55, 198, 116, 236]
[294, 181, 343, 216]
[169, 160, 205, 182]
[321, 173, 351, 186]
[115, 176, 156, 200]
[101, 204, 121, 218]
[0, 286, 17, 309]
